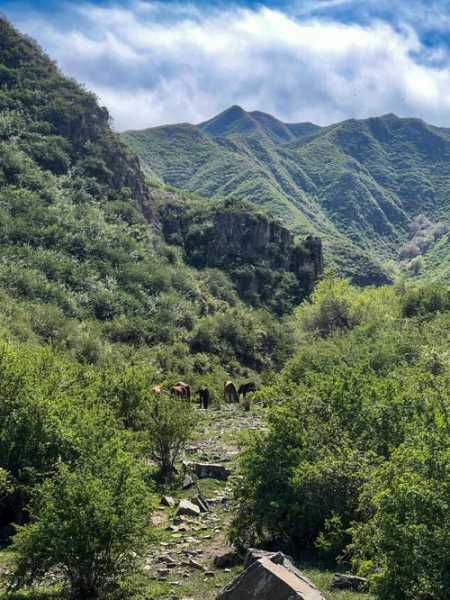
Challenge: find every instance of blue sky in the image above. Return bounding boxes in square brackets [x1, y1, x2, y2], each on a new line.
[2, 0, 450, 130]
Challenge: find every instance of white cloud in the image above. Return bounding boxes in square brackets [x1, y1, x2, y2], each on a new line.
[9, 1, 450, 130]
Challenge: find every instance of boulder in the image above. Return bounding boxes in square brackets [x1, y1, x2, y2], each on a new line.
[182, 474, 195, 489]
[244, 548, 279, 568]
[331, 573, 368, 591]
[216, 555, 324, 600]
[161, 495, 176, 507]
[185, 461, 231, 481]
[176, 499, 201, 518]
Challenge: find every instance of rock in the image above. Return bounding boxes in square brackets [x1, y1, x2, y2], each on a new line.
[191, 494, 210, 513]
[244, 548, 279, 568]
[151, 515, 165, 527]
[185, 461, 231, 481]
[182, 474, 195, 489]
[214, 551, 242, 569]
[189, 559, 205, 571]
[216, 556, 324, 600]
[161, 495, 176, 507]
[176, 500, 201, 518]
[331, 573, 368, 591]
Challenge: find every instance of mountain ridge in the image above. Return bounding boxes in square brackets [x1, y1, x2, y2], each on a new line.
[123, 105, 450, 283]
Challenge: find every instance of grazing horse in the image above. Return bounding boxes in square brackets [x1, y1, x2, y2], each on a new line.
[151, 384, 164, 395]
[238, 382, 256, 411]
[171, 381, 191, 402]
[224, 380, 239, 403]
[198, 386, 210, 409]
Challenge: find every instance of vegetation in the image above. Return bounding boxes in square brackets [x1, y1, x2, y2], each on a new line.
[145, 393, 195, 482]
[123, 106, 450, 285]
[3, 14, 450, 600]
[232, 278, 450, 599]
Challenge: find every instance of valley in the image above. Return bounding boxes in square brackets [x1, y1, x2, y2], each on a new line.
[1, 12, 450, 600]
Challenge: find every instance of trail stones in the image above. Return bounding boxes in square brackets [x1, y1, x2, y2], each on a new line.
[331, 573, 368, 591]
[191, 494, 210, 513]
[176, 499, 201, 518]
[161, 495, 176, 507]
[214, 551, 242, 569]
[185, 461, 231, 481]
[217, 553, 325, 600]
[182, 474, 195, 489]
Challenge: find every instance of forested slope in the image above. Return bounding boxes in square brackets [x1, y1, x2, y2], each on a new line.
[0, 18, 321, 381]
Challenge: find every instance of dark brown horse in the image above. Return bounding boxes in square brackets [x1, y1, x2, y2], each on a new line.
[238, 382, 256, 410]
[171, 381, 191, 401]
[224, 380, 239, 403]
[198, 386, 210, 409]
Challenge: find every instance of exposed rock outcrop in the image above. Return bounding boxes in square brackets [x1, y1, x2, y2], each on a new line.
[216, 554, 325, 600]
[160, 201, 323, 306]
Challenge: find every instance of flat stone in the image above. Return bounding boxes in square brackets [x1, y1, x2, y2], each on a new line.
[191, 494, 210, 513]
[184, 461, 231, 481]
[331, 573, 368, 591]
[176, 500, 201, 518]
[161, 495, 176, 507]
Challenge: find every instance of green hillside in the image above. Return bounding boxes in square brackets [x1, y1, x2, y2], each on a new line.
[123, 107, 450, 284]
[0, 18, 319, 381]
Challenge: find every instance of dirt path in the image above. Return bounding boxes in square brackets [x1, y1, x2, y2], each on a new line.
[144, 404, 263, 600]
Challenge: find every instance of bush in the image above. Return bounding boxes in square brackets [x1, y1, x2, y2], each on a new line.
[145, 393, 195, 482]
[352, 425, 450, 600]
[10, 432, 149, 599]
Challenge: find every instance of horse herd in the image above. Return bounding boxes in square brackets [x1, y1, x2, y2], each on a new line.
[151, 380, 257, 410]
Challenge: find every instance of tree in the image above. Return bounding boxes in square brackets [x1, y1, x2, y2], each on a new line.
[10, 432, 149, 599]
[146, 393, 195, 482]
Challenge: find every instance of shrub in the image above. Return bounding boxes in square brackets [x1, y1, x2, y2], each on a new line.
[145, 393, 195, 482]
[10, 432, 149, 599]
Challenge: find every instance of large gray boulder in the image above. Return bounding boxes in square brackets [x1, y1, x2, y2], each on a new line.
[216, 555, 324, 600]
[175, 499, 200, 517]
[185, 461, 231, 481]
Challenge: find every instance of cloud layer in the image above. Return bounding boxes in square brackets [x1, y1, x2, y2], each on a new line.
[6, 0, 450, 130]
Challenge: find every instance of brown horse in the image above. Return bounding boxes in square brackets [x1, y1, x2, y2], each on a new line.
[238, 382, 256, 411]
[224, 380, 239, 403]
[171, 381, 191, 402]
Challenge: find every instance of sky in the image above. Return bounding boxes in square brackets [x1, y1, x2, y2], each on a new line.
[2, 0, 450, 131]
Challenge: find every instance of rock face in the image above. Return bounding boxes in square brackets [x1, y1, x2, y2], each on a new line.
[216, 555, 325, 600]
[160, 202, 323, 304]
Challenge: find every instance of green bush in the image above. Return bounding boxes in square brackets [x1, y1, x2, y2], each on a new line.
[10, 432, 149, 599]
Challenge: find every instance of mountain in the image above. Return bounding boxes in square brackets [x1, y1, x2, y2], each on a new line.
[123, 106, 450, 284]
[0, 18, 321, 378]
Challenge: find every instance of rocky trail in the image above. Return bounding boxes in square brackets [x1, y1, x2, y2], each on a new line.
[145, 405, 374, 600]
[144, 405, 262, 599]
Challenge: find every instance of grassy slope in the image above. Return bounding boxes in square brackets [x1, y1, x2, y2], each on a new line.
[124, 108, 450, 284]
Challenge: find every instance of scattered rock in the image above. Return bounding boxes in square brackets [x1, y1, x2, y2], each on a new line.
[189, 559, 205, 571]
[176, 499, 201, 518]
[216, 556, 325, 600]
[185, 461, 231, 481]
[214, 551, 242, 569]
[151, 514, 165, 527]
[331, 573, 368, 591]
[191, 494, 210, 513]
[161, 495, 176, 507]
[182, 474, 195, 489]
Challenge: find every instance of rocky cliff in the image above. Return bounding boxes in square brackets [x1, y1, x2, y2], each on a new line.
[160, 200, 323, 312]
